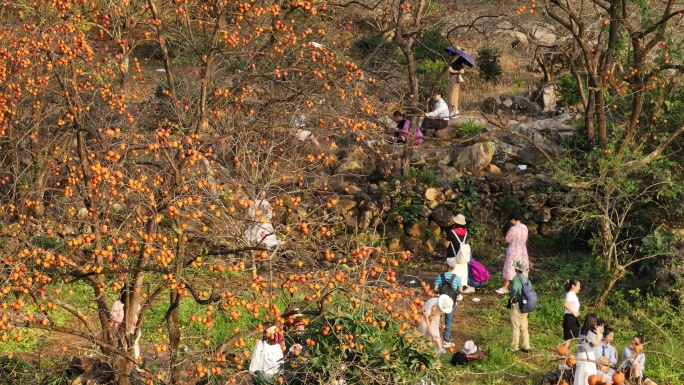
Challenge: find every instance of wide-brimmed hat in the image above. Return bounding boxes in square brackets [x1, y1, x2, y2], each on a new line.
[512, 260, 529, 272]
[445, 257, 456, 268]
[453, 214, 466, 226]
[437, 294, 454, 313]
[265, 326, 277, 334]
[463, 340, 478, 355]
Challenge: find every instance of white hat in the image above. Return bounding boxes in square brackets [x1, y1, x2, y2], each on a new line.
[463, 340, 478, 355]
[437, 294, 454, 313]
[445, 257, 456, 268]
[265, 326, 277, 334]
[453, 214, 466, 226]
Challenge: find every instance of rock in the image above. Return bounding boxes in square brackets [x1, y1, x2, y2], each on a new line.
[19, 151, 33, 166]
[488, 164, 501, 175]
[502, 98, 514, 108]
[425, 239, 435, 253]
[531, 24, 557, 45]
[527, 222, 539, 235]
[533, 208, 552, 223]
[524, 193, 548, 208]
[338, 199, 357, 212]
[425, 188, 438, 202]
[540, 220, 565, 237]
[447, 116, 487, 129]
[511, 31, 529, 48]
[345, 217, 359, 232]
[418, 206, 432, 218]
[518, 145, 549, 164]
[426, 200, 440, 210]
[438, 165, 462, 180]
[430, 206, 455, 227]
[454, 141, 496, 174]
[436, 127, 459, 140]
[405, 219, 429, 237]
[482, 97, 499, 113]
[428, 221, 442, 237]
[531, 84, 559, 111]
[337, 159, 363, 174]
[511, 96, 541, 116]
[503, 163, 518, 172]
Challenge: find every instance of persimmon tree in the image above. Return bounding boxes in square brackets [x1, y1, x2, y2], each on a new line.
[511, 0, 684, 305]
[0, 0, 440, 384]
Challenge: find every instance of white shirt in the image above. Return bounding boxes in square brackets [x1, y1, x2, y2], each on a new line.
[249, 340, 284, 377]
[425, 98, 449, 119]
[594, 342, 618, 365]
[564, 291, 580, 315]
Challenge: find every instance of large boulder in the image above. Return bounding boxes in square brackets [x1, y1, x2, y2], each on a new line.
[430, 206, 455, 227]
[511, 96, 541, 116]
[454, 141, 496, 174]
[447, 116, 487, 129]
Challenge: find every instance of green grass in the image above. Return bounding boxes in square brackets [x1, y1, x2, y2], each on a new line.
[433, 247, 684, 385]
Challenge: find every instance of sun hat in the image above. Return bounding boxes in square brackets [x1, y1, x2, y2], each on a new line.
[265, 326, 277, 334]
[453, 214, 466, 226]
[512, 260, 529, 272]
[445, 257, 456, 268]
[437, 294, 454, 313]
[463, 340, 478, 355]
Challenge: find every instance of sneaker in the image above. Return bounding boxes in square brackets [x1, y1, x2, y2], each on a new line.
[495, 287, 510, 295]
[443, 342, 456, 348]
[463, 286, 476, 294]
[449, 111, 460, 119]
[438, 348, 447, 354]
[456, 294, 463, 301]
[521, 348, 531, 353]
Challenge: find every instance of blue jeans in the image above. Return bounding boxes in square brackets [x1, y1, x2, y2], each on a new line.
[444, 308, 454, 342]
[468, 279, 486, 288]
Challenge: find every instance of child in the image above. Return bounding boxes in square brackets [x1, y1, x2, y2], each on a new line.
[621, 333, 658, 385]
[418, 294, 454, 354]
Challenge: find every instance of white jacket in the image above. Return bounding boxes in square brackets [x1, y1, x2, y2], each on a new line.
[249, 340, 284, 377]
[425, 98, 449, 119]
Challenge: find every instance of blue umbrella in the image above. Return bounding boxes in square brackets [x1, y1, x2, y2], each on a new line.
[445, 46, 475, 67]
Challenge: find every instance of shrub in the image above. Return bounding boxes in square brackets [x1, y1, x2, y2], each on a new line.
[556, 75, 584, 107]
[397, 192, 425, 226]
[459, 119, 485, 137]
[404, 167, 438, 187]
[477, 47, 502, 83]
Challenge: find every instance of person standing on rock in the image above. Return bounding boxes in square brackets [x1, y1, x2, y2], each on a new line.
[445, 46, 471, 118]
[496, 213, 529, 295]
[420, 90, 449, 136]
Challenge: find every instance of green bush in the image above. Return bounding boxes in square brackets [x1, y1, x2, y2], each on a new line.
[459, 119, 485, 137]
[283, 298, 439, 385]
[404, 167, 438, 187]
[556, 75, 584, 107]
[476, 47, 502, 83]
[397, 192, 425, 226]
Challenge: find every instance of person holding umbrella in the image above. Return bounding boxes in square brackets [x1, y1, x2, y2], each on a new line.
[445, 46, 474, 118]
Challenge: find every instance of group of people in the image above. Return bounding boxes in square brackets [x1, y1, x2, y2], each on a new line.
[418, 213, 532, 354]
[563, 283, 658, 385]
[388, 45, 472, 144]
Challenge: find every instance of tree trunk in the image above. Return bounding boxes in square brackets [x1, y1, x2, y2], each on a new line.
[596, 265, 625, 308]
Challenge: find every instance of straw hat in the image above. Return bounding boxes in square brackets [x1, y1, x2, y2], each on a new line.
[453, 214, 466, 226]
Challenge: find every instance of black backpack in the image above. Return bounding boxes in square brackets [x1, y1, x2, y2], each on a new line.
[451, 352, 468, 365]
[438, 273, 458, 302]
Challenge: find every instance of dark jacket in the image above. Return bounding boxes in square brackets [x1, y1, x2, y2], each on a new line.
[446, 227, 468, 259]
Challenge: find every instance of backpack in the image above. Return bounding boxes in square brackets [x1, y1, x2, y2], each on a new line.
[451, 351, 468, 365]
[450, 231, 471, 264]
[468, 260, 490, 283]
[516, 275, 538, 313]
[438, 273, 458, 302]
